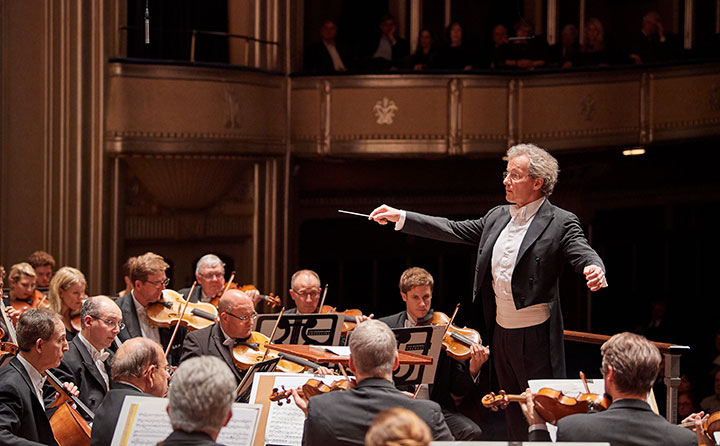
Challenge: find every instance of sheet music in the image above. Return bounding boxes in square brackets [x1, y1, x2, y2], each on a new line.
[256, 373, 340, 446]
[528, 378, 607, 442]
[110, 395, 261, 446]
[321, 346, 350, 356]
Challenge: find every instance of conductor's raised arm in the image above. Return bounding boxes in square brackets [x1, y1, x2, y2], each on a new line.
[369, 204, 402, 225]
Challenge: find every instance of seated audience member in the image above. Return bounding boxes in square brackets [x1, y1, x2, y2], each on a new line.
[116, 252, 185, 366]
[47, 266, 87, 341]
[159, 356, 236, 445]
[504, 19, 546, 70]
[678, 392, 699, 421]
[548, 24, 579, 68]
[628, 11, 677, 64]
[488, 24, 510, 69]
[50, 296, 122, 419]
[520, 332, 699, 446]
[435, 22, 474, 71]
[304, 19, 349, 74]
[579, 18, 614, 67]
[180, 289, 256, 385]
[700, 369, 720, 413]
[179, 254, 260, 305]
[365, 407, 432, 446]
[116, 256, 136, 298]
[90, 337, 170, 446]
[0, 308, 76, 445]
[365, 14, 409, 71]
[377, 267, 488, 440]
[292, 320, 454, 445]
[287, 269, 323, 314]
[411, 29, 438, 71]
[28, 250, 56, 289]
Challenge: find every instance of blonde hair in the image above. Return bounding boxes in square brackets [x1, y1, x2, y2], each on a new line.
[9, 262, 36, 283]
[365, 408, 432, 446]
[48, 266, 86, 314]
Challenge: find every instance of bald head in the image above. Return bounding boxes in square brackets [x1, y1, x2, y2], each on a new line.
[218, 289, 255, 339]
[81, 295, 123, 350]
[111, 337, 169, 396]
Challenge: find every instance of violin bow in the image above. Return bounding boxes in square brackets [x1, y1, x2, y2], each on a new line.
[0, 295, 18, 344]
[317, 284, 329, 312]
[442, 303, 461, 338]
[261, 307, 285, 361]
[579, 371, 591, 394]
[164, 281, 196, 358]
[222, 272, 236, 296]
[412, 384, 423, 399]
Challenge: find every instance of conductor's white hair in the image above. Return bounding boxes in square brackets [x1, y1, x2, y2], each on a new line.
[168, 356, 236, 433]
[195, 254, 225, 275]
[349, 320, 396, 377]
[507, 143, 559, 196]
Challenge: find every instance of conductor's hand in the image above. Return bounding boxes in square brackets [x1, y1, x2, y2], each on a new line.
[369, 204, 402, 225]
[583, 265, 607, 292]
[290, 388, 309, 417]
[519, 388, 545, 426]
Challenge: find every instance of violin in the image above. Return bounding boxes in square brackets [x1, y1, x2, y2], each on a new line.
[46, 370, 93, 446]
[318, 305, 364, 334]
[70, 315, 82, 333]
[269, 376, 357, 405]
[419, 306, 483, 361]
[232, 331, 307, 373]
[679, 411, 720, 443]
[147, 289, 218, 331]
[482, 387, 611, 425]
[211, 282, 282, 308]
[10, 289, 49, 316]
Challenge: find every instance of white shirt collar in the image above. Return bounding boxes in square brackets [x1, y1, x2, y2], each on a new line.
[17, 354, 46, 396]
[77, 332, 109, 362]
[509, 197, 545, 223]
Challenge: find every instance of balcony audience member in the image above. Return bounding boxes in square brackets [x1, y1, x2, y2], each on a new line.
[90, 338, 171, 446]
[504, 19, 546, 70]
[292, 320, 454, 445]
[578, 18, 614, 67]
[47, 266, 87, 342]
[628, 11, 677, 64]
[365, 407, 432, 446]
[678, 392, 699, 421]
[28, 250, 56, 289]
[488, 24, 510, 69]
[364, 14, 409, 71]
[548, 24, 579, 68]
[304, 19, 349, 74]
[411, 29, 438, 71]
[435, 22, 473, 71]
[159, 356, 235, 445]
[700, 369, 720, 414]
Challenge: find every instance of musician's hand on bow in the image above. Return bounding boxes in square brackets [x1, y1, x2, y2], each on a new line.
[682, 412, 711, 445]
[291, 388, 309, 417]
[583, 265, 607, 291]
[519, 388, 545, 426]
[468, 343, 490, 377]
[355, 314, 373, 325]
[369, 205, 401, 225]
[315, 366, 333, 376]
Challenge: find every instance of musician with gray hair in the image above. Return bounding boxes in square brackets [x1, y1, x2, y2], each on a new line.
[159, 356, 236, 445]
[292, 320, 453, 445]
[370, 143, 607, 440]
[180, 253, 260, 305]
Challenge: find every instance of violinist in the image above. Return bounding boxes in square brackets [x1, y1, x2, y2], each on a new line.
[287, 269, 322, 314]
[50, 296, 122, 420]
[0, 266, 8, 342]
[115, 252, 186, 365]
[0, 308, 78, 445]
[179, 254, 260, 305]
[376, 267, 489, 441]
[292, 320, 454, 446]
[28, 250, 56, 289]
[91, 338, 170, 446]
[5, 262, 40, 325]
[520, 332, 699, 446]
[47, 266, 87, 341]
[180, 288, 256, 385]
[159, 356, 236, 446]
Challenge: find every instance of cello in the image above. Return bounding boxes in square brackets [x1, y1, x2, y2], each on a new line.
[46, 370, 94, 446]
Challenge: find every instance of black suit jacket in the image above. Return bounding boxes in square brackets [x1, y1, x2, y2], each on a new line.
[159, 430, 221, 445]
[304, 42, 349, 73]
[530, 398, 697, 446]
[403, 200, 605, 377]
[0, 357, 58, 446]
[115, 292, 186, 366]
[180, 323, 246, 384]
[302, 378, 453, 446]
[90, 382, 146, 446]
[49, 335, 111, 420]
[378, 311, 477, 411]
[178, 286, 203, 304]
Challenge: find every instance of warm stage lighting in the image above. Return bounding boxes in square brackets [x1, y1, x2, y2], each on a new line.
[622, 147, 646, 156]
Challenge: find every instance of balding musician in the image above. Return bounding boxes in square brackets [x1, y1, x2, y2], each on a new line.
[90, 337, 170, 446]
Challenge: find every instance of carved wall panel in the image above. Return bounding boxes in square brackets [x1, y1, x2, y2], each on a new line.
[461, 79, 510, 154]
[291, 87, 323, 153]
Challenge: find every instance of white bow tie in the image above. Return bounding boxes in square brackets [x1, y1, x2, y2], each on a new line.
[93, 350, 110, 362]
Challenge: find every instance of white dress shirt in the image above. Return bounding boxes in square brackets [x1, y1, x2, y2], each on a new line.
[17, 354, 47, 407]
[324, 42, 346, 71]
[132, 292, 161, 345]
[77, 333, 110, 390]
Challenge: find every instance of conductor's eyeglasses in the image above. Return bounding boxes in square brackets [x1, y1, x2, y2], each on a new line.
[502, 171, 529, 182]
